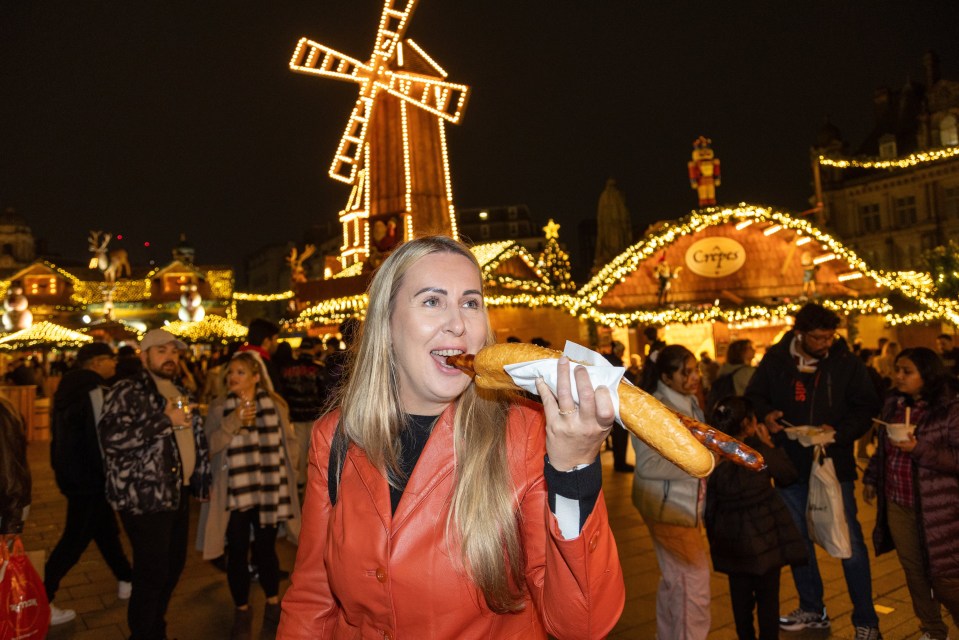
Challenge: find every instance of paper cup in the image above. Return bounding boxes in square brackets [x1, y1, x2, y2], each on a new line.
[886, 423, 916, 443]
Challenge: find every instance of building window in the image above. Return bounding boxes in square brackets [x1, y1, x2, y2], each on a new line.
[893, 196, 917, 227]
[858, 203, 881, 233]
[25, 276, 57, 296]
[921, 232, 939, 252]
[941, 115, 958, 147]
[943, 185, 959, 219]
[508, 222, 519, 236]
[879, 134, 897, 159]
[507, 207, 518, 220]
[480, 224, 490, 239]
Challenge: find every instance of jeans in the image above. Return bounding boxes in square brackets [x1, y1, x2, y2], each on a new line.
[778, 481, 879, 628]
[44, 493, 133, 602]
[119, 488, 190, 640]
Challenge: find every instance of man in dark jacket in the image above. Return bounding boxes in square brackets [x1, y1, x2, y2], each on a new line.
[99, 329, 211, 640]
[279, 337, 326, 487]
[745, 303, 881, 639]
[45, 342, 133, 626]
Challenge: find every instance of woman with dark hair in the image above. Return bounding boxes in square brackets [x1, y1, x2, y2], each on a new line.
[0, 396, 30, 534]
[705, 396, 806, 640]
[863, 347, 959, 640]
[632, 344, 711, 640]
[278, 236, 624, 639]
[718, 339, 757, 395]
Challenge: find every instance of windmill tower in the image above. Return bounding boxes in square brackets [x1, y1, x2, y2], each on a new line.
[290, 0, 470, 268]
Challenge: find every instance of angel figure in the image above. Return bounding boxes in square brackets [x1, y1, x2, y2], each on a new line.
[653, 258, 682, 306]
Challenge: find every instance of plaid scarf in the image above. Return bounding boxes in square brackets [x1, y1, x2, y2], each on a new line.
[224, 389, 292, 526]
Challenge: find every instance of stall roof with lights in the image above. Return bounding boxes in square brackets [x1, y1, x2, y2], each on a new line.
[575, 203, 959, 327]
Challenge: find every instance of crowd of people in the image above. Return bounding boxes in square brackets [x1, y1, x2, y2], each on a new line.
[635, 305, 959, 640]
[2, 236, 958, 640]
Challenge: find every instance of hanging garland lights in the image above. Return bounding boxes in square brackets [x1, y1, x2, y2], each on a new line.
[232, 291, 295, 302]
[818, 146, 959, 170]
[583, 298, 893, 330]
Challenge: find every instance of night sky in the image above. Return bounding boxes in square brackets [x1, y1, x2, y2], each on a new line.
[3, 2, 959, 276]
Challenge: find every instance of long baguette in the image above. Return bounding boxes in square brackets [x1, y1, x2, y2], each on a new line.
[447, 343, 758, 477]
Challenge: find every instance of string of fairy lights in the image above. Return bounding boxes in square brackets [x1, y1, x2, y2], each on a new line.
[818, 146, 959, 170]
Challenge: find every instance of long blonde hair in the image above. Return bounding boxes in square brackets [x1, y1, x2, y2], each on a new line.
[337, 236, 525, 612]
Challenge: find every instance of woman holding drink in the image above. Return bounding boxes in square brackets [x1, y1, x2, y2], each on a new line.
[199, 351, 301, 639]
[863, 347, 959, 640]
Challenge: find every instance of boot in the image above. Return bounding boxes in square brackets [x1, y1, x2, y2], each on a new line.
[263, 602, 281, 637]
[230, 607, 253, 640]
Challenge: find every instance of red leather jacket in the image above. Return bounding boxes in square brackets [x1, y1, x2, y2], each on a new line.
[278, 402, 624, 639]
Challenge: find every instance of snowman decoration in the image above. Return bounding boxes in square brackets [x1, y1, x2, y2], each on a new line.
[178, 284, 205, 322]
[2, 281, 33, 331]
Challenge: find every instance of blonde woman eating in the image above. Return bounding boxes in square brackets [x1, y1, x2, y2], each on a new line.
[278, 236, 625, 639]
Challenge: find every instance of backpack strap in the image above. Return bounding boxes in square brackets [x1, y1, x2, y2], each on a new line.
[327, 421, 348, 506]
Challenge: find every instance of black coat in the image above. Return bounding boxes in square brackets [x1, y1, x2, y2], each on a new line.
[50, 368, 109, 496]
[705, 436, 807, 575]
[745, 331, 880, 482]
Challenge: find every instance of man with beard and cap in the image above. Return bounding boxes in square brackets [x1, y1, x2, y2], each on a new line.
[745, 303, 882, 639]
[45, 342, 133, 626]
[98, 329, 211, 640]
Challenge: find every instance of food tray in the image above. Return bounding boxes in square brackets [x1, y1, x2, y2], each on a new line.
[783, 426, 835, 447]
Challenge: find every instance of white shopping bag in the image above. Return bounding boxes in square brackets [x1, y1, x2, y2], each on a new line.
[806, 445, 852, 559]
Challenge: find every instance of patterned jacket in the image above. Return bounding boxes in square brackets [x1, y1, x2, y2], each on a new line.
[99, 369, 211, 514]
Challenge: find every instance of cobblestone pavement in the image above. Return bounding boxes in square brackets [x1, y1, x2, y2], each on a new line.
[19, 441, 958, 639]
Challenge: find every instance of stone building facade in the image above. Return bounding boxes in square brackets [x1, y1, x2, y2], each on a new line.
[814, 51, 959, 270]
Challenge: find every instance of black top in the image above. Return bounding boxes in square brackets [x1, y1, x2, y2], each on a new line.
[390, 414, 438, 514]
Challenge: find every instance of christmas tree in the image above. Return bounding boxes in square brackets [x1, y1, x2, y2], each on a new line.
[537, 219, 576, 292]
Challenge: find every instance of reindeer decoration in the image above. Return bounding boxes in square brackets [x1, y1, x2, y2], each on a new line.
[88, 231, 132, 283]
[286, 244, 316, 285]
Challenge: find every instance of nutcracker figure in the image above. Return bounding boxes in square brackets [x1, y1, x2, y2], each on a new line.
[688, 136, 721, 207]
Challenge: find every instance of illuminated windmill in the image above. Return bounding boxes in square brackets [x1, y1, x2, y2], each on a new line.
[290, 0, 470, 267]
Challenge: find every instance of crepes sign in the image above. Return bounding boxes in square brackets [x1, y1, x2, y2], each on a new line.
[684, 237, 746, 277]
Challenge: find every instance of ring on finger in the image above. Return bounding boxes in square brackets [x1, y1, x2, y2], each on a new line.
[558, 407, 578, 416]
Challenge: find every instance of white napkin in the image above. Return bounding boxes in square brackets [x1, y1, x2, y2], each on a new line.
[503, 341, 627, 424]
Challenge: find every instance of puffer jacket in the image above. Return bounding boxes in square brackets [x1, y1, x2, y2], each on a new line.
[98, 369, 211, 514]
[705, 435, 807, 575]
[746, 331, 880, 482]
[864, 391, 959, 579]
